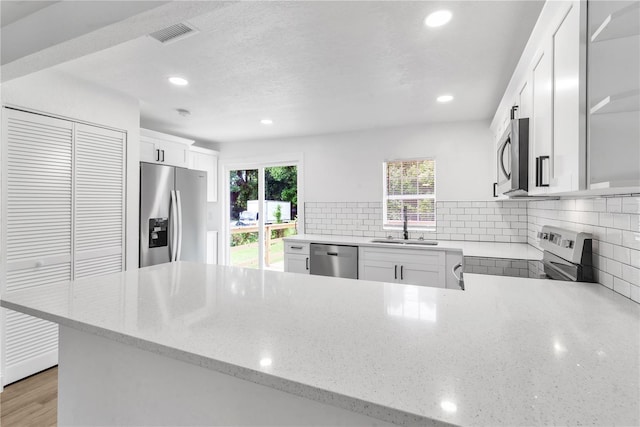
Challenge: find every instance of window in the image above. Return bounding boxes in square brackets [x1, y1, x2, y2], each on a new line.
[383, 159, 436, 230]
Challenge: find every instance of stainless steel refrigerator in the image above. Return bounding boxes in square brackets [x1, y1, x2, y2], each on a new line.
[140, 163, 207, 267]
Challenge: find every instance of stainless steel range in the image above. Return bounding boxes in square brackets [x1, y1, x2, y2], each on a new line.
[465, 225, 594, 282]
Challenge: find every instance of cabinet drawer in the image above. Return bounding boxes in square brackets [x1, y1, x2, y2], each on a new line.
[360, 247, 444, 265]
[285, 241, 310, 255]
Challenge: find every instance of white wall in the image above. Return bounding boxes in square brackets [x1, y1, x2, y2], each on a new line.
[219, 120, 493, 202]
[1, 69, 141, 270]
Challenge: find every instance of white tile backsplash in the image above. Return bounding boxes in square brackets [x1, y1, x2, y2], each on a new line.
[304, 200, 528, 242]
[528, 196, 640, 304]
[305, 195, 640, 304]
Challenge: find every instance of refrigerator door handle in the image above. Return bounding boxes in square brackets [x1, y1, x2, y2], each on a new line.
[170, 190, 178, 262]
[176, 190, 183, 261]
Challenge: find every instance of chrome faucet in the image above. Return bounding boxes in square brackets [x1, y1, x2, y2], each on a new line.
[403, 205, 409, 240]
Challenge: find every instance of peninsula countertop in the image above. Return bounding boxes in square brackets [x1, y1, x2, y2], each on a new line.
[2, 262, 638, 426]
[283, 234, 544, 260]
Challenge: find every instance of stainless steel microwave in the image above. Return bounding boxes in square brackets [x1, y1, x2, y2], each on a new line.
[496, 118, 529, 197]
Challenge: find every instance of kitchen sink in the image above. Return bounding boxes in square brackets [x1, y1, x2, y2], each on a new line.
[370, 239, 438, 246]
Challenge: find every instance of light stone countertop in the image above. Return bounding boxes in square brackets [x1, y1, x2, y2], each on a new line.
[284, 234, 544, 260]
[2, 262, 638, 426]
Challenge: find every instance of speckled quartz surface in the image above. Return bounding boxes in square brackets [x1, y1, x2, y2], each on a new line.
[284, 234, 544, 260]
[2, 262, 639, 426]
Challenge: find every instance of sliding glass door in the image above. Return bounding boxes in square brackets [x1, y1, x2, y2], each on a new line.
[229, 169, 260, 269]
[228, 164, 298, 271]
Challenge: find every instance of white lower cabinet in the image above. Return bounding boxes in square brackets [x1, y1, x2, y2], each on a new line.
[284, 240, 464, 289]
[284, 242, 310, 274]
[359, 247, 446, 288]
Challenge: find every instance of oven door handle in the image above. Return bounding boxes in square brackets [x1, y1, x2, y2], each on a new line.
[543, 260, 577, 281]
[452, 262, 464, 290]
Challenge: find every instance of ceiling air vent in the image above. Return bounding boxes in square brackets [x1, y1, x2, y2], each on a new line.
[149, 22, 199, 44]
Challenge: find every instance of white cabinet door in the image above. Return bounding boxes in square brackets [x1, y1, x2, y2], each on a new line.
[552, 1, 583, 193]
[530, 46, 553, 195]
[140, 138, 157, 163]
[140, 129, 193, 168]
[2, 108, 73, 385]
[359, 247, 446, 287]
[159, 140, 190, 168]
[74, 123, 126, 279]
[284, 253, 310, 274]
[284, 242, 309, 274]
[143, 139, 189, 168]
[360, 259, 398, 283]
[400, 262, 444, 288]
[189, 148, 218, 202]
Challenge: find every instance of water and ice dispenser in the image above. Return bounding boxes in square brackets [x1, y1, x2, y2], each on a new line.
[149, 218, 168, 248]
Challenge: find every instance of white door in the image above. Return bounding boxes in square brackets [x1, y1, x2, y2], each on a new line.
[73, 123, 126, 278]
[227, 164, 299, 272]
[2, 108, 73, 385]
[1, 109, 126, 386]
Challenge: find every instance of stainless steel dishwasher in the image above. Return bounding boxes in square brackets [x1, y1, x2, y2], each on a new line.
[309, 243, 358, 279]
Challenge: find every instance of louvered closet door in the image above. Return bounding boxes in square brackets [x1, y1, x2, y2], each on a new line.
[2, 108, 73, 385]
[74, 123, 125, 279]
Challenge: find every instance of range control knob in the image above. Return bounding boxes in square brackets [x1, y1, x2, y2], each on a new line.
[561, 239, 574, 249]
[537, 232, 549, 240]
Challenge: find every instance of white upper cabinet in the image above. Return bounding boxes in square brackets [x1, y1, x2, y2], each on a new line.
[140, 128, 193, 168]
[552, 2, 585, 193]
[140, 129, 219, 202]
[189, 146, 218, 202]
[530, 47, 553, 195]
[491, 1, 587, 196]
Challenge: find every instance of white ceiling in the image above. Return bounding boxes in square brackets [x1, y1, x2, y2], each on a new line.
[49, 1, 543, 144]
[0, 1, 58, 28]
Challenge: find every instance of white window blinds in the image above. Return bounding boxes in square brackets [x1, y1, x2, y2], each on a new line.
[383, 159, 436, 230]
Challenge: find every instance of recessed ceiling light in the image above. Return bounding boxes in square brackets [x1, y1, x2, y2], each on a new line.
[168, 76, 189, 86]
[437, 95, 454, 103]
[425, 10, 452, 28]
[260, 119, 273, 125]
[440, 400, 457, 413]
[259, 357, 272, 367]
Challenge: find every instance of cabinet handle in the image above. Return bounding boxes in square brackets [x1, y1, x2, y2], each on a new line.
[161, 150, 165, 162]
[539, 156, 549, 187]
[493, 182, 498, 198]
[291, 245, 303, 250]
[305, 257, 309, 270]
[394, 265, 397, 280]
[400, 265, 404, 280]
[536, 156, 550, 187]
[155, 149, 160, 162]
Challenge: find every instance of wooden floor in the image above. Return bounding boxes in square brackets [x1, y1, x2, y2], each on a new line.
[0, 367, 57, 427]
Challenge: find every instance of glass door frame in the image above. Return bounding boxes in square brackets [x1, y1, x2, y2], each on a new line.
[221, 153, 304, 269]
